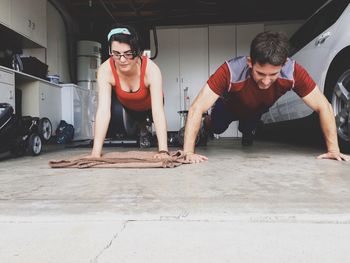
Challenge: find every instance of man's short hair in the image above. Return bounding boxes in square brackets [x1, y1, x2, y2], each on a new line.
[250, 31, 290, 66]
[108, 24, 143, 57]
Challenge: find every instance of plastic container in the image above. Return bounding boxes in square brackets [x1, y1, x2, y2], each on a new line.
[47, 74, 60, 84]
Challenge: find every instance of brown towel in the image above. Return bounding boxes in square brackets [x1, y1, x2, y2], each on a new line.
[49, 150, 189, 169]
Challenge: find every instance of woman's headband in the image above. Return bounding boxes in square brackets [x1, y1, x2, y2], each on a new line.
[107, 28, 131, 41]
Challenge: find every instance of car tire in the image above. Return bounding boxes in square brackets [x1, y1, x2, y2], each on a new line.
[38, 117, 52, 142]
[324, 62, 350, 152]
[28, 133, 42, 156]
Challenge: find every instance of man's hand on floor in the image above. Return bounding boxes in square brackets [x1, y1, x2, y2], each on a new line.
[317, 151, 350, 161]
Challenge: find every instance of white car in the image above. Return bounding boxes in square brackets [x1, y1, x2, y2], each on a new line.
[261, 0, 350, 148]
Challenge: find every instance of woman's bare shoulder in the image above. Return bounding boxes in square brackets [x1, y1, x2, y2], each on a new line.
[99, 58, 112, 72]
[145, 57, 161, 75]
[98, 58, 114, 85]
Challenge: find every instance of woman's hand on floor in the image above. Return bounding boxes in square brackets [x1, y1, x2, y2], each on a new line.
[185, 152, 208, 163]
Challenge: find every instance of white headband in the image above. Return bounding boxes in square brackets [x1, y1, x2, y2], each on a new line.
[107, 28, 131, 41]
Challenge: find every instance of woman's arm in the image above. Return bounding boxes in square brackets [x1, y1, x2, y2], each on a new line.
[90, 63, 113, 157]
[147, 60, 168, 154]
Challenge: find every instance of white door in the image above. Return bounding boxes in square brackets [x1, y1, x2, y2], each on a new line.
[179, 27, 209, 113]
[151, 28, 181, 131]
[209, 24, 238, 137]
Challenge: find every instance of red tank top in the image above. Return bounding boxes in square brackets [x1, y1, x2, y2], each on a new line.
[109, 56, 152, 111]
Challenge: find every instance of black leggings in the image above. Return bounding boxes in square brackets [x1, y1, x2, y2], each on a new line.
[107, 89, 152, 138]
[211, 98, 261, 134]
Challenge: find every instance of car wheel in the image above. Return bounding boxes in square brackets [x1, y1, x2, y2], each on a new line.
[38, 117, 52, 142]
[325, 64, 350, 151]
[28, 133, 42, 156]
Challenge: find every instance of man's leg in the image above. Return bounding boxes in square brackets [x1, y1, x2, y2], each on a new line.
[238, 116, 261, 146]
[210, 98, 237, 134]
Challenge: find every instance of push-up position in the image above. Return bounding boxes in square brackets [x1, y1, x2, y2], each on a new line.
[90, 24, 168, 158]
[183, 31, 350, 163]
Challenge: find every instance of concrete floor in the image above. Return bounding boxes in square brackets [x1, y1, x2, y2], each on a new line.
[0, 138, 350, 262]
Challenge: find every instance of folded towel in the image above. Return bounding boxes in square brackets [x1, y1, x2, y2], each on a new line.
[49, 150, 188, 169]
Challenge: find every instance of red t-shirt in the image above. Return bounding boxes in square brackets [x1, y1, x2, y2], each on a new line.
[109, 56, 152, 112]
[207, 57, 316, 119]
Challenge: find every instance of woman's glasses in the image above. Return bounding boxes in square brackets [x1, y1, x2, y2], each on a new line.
[111, 50, 136, 60]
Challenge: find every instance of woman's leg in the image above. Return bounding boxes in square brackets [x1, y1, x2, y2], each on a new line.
[123, 107, 153, 147]
[106, 89, 126, 138]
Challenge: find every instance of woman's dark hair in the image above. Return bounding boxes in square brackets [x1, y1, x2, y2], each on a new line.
[108, 24, 144, 57]
[250, 31, 290, 66]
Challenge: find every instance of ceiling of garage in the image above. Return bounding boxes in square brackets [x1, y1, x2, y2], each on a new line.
[62, 0, 329, 27]
[59, 0, 329, 47]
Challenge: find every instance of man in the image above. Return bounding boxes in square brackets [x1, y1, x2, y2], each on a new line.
[183, 31, 350, 163]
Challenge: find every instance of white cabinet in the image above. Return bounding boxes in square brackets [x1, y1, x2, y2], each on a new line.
[17, 80, 61, 131]
[179, 27, 209, 112]
[0, 68, 15, 109]
[31, 0, 47, 48]
[11, 0, 31, 39]
[151, 27, 209, 131]
[151, 28, 180, 131]
[0, 0, 10, 26]
[10, 0, 47, 47]
[209, 25, 236, 75]
[60, 84, 96, 141]
[208, 24, 238, 137]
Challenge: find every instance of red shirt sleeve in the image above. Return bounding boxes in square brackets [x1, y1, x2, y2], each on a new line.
[207, 62, 230, 96]
[293, 62, 316, 97]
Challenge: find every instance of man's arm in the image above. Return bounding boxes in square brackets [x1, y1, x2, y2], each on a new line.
[90, 65, 112, 157]
[183, 83, 219, 163]
[302, 86, 350, 161]
[148, 60, 169, 157]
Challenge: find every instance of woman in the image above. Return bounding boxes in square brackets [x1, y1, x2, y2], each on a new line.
[90, 25, 168, 158]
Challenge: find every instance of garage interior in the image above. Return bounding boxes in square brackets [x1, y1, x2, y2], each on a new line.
[1, 0, 350, 262]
